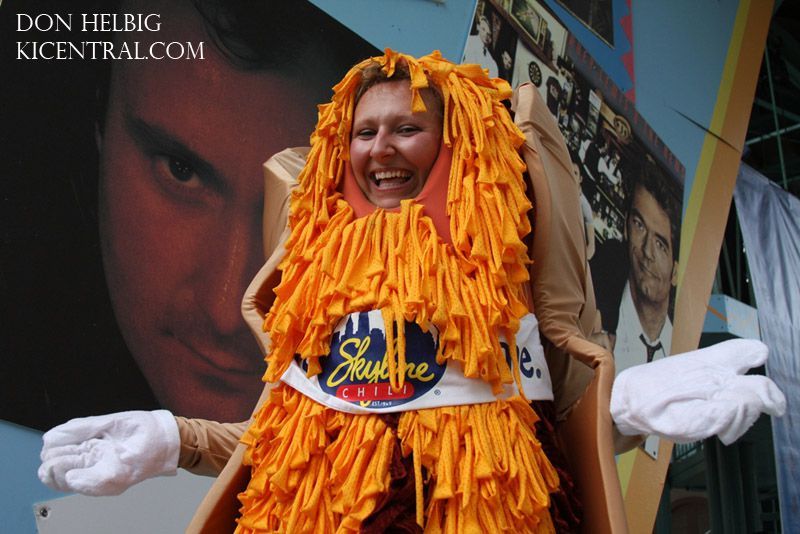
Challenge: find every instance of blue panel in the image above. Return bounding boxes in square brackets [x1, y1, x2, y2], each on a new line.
[703, 294, 761, 340]
[631, 0, 738, 205]
[310, 0, 477, 60]
[0, 421, 64, 534]
[541, 0, 634, 94]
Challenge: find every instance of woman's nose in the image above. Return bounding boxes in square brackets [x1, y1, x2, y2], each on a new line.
[369, 130, 395, 159]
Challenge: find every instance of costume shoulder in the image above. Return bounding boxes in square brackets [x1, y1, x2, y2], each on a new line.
[512, 84, 589, 344]
[240, 147, 309, 359]
[512, 84, 626, 531]
[261, 147, 308, 258]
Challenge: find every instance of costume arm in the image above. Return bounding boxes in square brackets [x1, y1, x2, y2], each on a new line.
[176, 418, 248, 476]
[37, 150, 304, 496]
[39, 410, 181, 496]
[512, 84, 787, 451]
[611, 339, 786, 444]
[511, 82, 599, 418]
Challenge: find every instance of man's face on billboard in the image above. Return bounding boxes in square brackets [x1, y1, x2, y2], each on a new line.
[626, 185, 678, 308]
[97, 0, 321, 420]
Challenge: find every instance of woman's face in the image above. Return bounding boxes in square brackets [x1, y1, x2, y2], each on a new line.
[350, 81, 443, 209]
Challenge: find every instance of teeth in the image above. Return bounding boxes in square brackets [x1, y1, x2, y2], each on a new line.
[372, 170, 411, 181]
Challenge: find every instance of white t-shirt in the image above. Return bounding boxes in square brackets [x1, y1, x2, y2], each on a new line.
[580, 193, 594, 242]
[613, 281, 672, 375]
[613, 281, 672, 459]
[598, 156, 621, 185]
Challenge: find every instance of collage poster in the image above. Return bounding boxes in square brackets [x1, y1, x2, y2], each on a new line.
[464, 0, 686, 458]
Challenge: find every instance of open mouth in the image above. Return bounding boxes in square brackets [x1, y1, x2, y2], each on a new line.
[371, 169, 413, 190]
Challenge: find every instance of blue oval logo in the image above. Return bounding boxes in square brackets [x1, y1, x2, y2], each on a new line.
[314, 311, 445, 409]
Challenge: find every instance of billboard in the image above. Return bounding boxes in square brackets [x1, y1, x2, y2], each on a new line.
[1, 0, 378, 429]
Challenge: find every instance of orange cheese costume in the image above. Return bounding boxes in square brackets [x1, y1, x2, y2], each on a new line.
[185, 50, 626, 533]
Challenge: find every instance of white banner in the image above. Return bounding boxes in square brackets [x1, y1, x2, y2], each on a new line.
[734, 163, 800, 529]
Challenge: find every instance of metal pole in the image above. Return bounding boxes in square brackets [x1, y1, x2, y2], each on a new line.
[723, 240, 735, 297]
[736, 222, 742, 301]
[746, 121, 800, 146]
[763, 46, 789, 188]
[705, 437, 724, 533]
[717, 440, 747, 533]
[741, 442, 764, 532]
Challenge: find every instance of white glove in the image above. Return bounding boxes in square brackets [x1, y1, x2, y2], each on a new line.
[38, 410, 180, 496]
[611, 339, 786, 445]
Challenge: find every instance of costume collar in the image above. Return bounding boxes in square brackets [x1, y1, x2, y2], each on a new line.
[341, 143, 453, 243]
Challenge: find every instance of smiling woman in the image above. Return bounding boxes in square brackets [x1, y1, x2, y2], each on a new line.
[348, 63, 445, 210]
[222, 50, 567, 533]
[349, 81, 443, 208]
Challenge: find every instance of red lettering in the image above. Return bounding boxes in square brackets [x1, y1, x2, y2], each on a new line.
[336, 383, 415, 402]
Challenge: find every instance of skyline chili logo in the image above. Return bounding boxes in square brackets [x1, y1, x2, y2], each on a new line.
[309, 311, 445, 409]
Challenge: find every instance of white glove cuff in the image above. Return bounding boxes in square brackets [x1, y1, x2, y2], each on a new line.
[609, 370, 642, 437]
[151, 409, 180, 476]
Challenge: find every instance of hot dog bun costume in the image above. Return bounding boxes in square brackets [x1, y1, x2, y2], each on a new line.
[186, 51, 626, 533]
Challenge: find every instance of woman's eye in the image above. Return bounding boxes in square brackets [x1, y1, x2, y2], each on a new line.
[355, 129, 375, 139]
[398, 125, 419, 134]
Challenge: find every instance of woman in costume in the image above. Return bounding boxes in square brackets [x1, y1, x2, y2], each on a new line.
[233, 50, 566, 532]
[183, 50, 564, 532]
[39, 50, 785, 533]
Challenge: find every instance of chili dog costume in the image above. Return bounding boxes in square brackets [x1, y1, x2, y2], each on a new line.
[185, 50, 626, 533]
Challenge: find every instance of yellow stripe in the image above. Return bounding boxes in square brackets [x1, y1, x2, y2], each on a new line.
[676, 0, 752, 288]
[616, 449, 637, 496]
